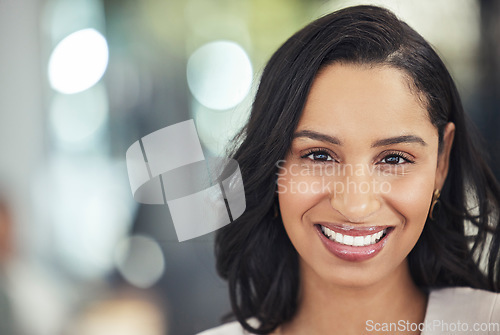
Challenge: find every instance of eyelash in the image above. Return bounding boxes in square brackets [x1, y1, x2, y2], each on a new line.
[301, 148, 337, 163]
[378, 151, 415, 165]
[301, 149, 415, 165]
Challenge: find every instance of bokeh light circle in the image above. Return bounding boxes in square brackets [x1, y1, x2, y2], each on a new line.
[49, 84, 108, 144]
[48, 28, 109, 94]
[114, 235, 165, 289]
[187, 40, 252, 110]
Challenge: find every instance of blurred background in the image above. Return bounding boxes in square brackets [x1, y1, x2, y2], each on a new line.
[0, 0, 499, 334]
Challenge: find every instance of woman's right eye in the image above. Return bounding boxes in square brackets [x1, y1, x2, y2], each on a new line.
[302, 150, 334, 162]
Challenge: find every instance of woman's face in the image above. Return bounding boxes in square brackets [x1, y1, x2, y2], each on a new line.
[277, 63, 454, 288]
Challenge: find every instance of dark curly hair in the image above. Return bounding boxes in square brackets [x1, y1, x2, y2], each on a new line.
[215, 5, 500, 334]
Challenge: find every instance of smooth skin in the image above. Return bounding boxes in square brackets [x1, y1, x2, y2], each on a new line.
[277, 63, 455, 335]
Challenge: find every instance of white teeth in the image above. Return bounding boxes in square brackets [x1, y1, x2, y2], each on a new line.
[321, 226, 387, 247]
[353, 236, 364, 246]
[322, 226, 333, 237]
[343, 235, 354, 245]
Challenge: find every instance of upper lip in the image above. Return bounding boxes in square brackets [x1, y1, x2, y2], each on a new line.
[317, 222, 392, 236]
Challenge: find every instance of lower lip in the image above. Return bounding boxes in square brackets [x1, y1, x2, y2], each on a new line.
[315, 225, 391, 262]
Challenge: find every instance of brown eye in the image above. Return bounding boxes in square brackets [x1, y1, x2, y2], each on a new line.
[380, 153, 412, 165]
[303, 150, 334, 162]
[383, 155, 402, 164]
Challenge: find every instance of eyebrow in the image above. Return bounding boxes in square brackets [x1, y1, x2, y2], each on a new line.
[293, 130, 427, 147]
[293, 130, 342, 145]
[371, 135, 427, 147]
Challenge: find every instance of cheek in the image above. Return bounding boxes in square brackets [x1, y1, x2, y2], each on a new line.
[277, 172, 326, 264]
[277, 173, 321, 222]
[277, 161, 331, 238]
[384, 171, 435, 233]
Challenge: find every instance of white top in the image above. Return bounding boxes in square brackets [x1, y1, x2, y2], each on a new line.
[197, 287, 500, 335]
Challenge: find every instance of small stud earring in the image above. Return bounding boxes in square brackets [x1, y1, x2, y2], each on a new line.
[429, 189, 441, 220]
[274, 201, 280, 219]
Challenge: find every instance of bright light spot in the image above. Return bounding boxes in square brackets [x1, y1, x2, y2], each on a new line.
[187, 40, 252, 110]
[48, 28, 109, 94]
[192, 89, 252, 155]
[50, 84, 108, 144]
[114, 235, 165, 289]
[45, 156, 134, 279]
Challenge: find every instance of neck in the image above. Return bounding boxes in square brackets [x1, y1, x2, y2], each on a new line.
[281, 260, 427, 335]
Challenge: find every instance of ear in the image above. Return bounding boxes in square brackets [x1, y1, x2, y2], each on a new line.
[435, 122, 455, 190]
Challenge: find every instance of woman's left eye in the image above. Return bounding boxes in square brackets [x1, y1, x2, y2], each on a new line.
[380, 153, 413, 165]
[302, 150, 334, 162]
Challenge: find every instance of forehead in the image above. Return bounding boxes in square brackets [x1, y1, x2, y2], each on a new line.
[298, 63, 435, 141]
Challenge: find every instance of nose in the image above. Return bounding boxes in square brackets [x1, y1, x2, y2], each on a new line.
[329, 174, 381, 222]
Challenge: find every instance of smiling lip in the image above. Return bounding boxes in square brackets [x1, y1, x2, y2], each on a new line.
[315, 223, 393, 262]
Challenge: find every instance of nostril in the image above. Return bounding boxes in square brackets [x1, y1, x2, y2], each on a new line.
[329, 191, 381, 222]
